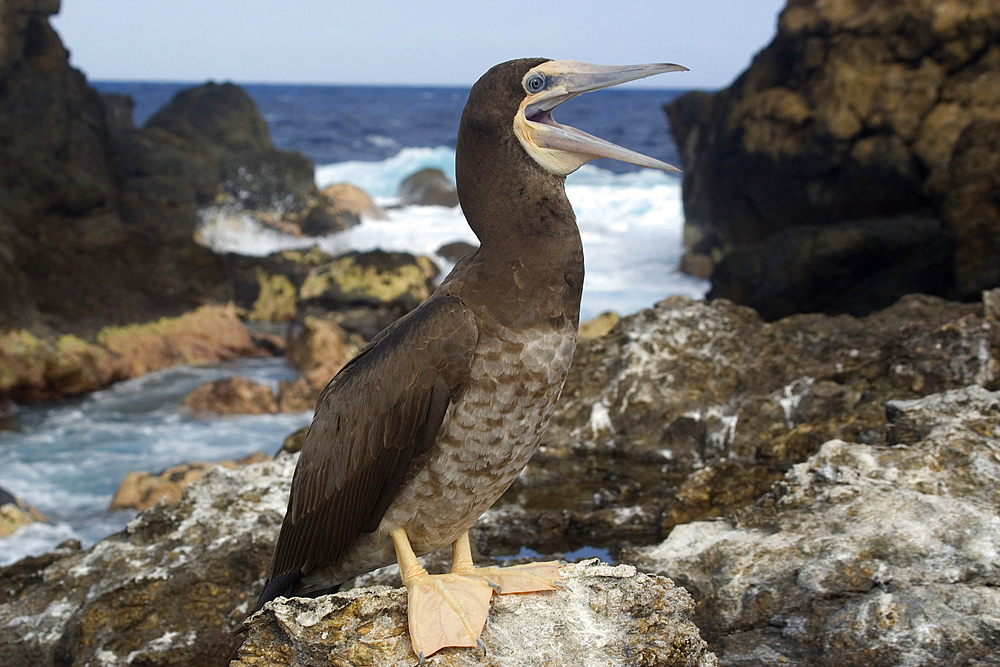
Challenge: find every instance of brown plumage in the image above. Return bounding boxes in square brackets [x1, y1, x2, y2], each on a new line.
[243, 57, 685, 659]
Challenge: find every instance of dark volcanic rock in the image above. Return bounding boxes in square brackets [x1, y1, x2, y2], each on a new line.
[0, 1, 228, 332]
[668, 0, 1000, 318]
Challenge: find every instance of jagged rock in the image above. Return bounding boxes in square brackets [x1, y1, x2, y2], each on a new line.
[0, 485, 48, 537]
[0, 1, 228, 332]
[108, 452, 270, 511]
[487, 293, 999, 560]
[183, 377, 279, 416]
[629, 385, 1000, 666]
[668, 0, 1000, 318]
[396, 167, 460, 207]
[321, 182, 387, 220]
[233, 560, 717, 667]
[0, 455, 297, 666]
[0, 304, 262, 403]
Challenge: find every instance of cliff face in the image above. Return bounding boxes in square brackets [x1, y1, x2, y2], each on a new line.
[669, 0, 1000, 319]
[0, 0, 229, 333]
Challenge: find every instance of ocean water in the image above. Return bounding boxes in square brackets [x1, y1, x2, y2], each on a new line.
[0, 82, 708, 565]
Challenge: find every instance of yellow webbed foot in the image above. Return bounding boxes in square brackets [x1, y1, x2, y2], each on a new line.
[462, 560, 563, 594]
[404, 571, 494, 660]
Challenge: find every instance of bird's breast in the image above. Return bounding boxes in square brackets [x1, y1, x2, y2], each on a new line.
[384, 318, 578, 553]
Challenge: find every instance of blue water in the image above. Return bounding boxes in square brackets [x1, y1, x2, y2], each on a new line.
[94, 81, 686, 172]
[0, 81, 704, 565]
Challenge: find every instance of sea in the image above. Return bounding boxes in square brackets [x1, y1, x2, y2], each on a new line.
[0, 82, 708, 565]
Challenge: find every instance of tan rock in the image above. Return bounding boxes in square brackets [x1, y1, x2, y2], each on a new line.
[108, 453, 269, 511]
[321, 182, 386, 220]
[578, 311, 619, 340]
[0, 488, 48, 538]
[182, 376, 279, 415]
[232, 561, 717, 667]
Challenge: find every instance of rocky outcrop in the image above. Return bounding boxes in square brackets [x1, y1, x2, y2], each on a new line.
[234, 561, 717, 667]
[0, 0, 228, 332]
[1, 3, 358, 335]
[227, 247, 440, 338]
[146, 82, 356, 238]
[669, 0, 1000, 319]
[320, 182, 387, 221]
[630, 385, 1000, 666]
[484, 292, 998, 560]
[0, 455, 295, 667]
[0, 304, 263, 403]
[182, 377, 280, 416]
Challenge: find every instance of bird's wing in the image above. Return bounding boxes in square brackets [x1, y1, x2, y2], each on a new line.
[266, 294, 477, 580]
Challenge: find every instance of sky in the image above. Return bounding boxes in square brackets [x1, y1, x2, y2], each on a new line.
[51, 0, 786, 90]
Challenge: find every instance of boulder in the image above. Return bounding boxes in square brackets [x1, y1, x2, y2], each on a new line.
[668, 0, 1000, 318]
[298, 249, 439, 313]
[0, 485, 48, 537]
[436, 240, 477, 262]
[321, 182, 387, 220]
[183, 377, 279, 416]
[277, 316, 360, 412]
[396, 167, 459, 207]
[629, 385, 1000, 666]
[108, 452, 270, 511]
[233, 561, 717, 667]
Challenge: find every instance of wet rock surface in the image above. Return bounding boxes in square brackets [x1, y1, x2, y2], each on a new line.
[233, 561, 717, 667]
[669, 0, 1000, 318]
[630, 385, 1000, 666]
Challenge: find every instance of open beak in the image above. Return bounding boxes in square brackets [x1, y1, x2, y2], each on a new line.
[514, 60, 688, 176]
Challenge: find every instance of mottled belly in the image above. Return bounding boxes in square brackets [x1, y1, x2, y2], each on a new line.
[385, 321, 577, 552]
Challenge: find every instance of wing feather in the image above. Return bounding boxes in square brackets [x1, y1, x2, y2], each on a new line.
[265, 295, 477, 583]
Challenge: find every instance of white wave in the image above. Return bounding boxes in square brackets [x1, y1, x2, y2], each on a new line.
[315, 145, 456, 199]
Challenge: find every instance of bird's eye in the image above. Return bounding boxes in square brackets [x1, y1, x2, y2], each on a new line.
[525, 73, 546, 93]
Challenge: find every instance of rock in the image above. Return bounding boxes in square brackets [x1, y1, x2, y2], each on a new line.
[436, 240, 477, 263]
[0, 1, 229, 332]
[108, 452, 270, 511]
[145, 82, 273, 153]
[0, 304, 263, 403]
[321, 182, 386, 220]
[0, 455, 296, 666]
[396, 167, 459, 207]
[668, 0, 1000, 317]
[578, 310, 620, 340]
[277, 316, 359, 412]
[629, 385, 1000, 666]
[0, 485, 48, 537]
[486, 293, 998, 561]
[298, 249, 439, 313]
[183, 377, 279, 415]
[708, 216, 956, 320]
[226, 247, 438, 335]
[232, 560, 717, 667]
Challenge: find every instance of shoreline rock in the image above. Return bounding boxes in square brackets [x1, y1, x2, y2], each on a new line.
[668, 0, 1000, 319]
[233, 560, 717, 667]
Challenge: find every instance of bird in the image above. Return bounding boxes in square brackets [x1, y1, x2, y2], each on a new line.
[245, 58, 686, 660]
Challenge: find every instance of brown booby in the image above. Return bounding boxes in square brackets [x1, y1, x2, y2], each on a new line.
[248, 58, 686, 659]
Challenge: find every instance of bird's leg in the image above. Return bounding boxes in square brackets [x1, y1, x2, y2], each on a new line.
[450, 532, 563, 595]
[391, 527, 493, 660]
